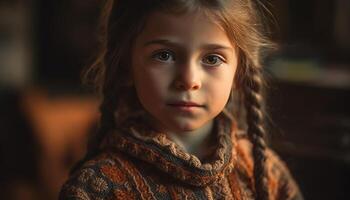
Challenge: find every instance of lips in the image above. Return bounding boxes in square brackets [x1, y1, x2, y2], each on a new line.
[167, 101, 202, 107]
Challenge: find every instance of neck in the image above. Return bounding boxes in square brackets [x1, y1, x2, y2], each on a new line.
[165, 120, 215, 160]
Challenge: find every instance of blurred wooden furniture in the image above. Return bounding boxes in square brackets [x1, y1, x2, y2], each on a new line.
[22, 88, 99, 199]
[268, 81, 350, 200]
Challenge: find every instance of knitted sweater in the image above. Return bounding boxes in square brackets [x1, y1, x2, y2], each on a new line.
[59, 114, 303, 200]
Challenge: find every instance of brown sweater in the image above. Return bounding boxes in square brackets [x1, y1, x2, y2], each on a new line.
[59, 114, 303, 200]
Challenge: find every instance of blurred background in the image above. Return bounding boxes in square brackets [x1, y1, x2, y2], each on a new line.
[0, 0, 349, 199]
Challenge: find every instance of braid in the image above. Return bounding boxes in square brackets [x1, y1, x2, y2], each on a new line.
[88, 88, 117, 153]
[243, 66, 269, 200]
[70, 74, 118, 174]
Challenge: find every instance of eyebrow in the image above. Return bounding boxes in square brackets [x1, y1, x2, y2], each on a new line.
[143, 39, 233, 51]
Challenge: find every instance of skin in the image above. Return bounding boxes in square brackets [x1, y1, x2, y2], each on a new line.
[131, 11, 238, 158]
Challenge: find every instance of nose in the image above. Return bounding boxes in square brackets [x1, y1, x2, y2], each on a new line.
[173, 61, 202, 90]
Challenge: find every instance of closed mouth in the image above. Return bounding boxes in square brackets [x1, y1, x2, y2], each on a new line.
[167, 101, 202, 107]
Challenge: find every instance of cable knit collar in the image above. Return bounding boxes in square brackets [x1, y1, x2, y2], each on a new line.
[100, 112, 237, 187]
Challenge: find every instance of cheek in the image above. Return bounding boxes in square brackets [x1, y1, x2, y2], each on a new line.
[214, 83, 232, 104]
[208, 71, 235, 107]
[133, 68, 168, 104]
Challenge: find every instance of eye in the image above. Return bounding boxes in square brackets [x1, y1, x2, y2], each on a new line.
[202, 54, 225, 66]
[152, 50, 175, 62]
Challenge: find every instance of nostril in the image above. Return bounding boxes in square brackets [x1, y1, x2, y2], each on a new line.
[192, 85, 200, 90]
[173, 69, 202, 90]
[174, 81, 184, 90]
[174, 81, 200, 90]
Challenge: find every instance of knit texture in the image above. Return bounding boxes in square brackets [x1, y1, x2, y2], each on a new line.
[59, 113, 303, 200]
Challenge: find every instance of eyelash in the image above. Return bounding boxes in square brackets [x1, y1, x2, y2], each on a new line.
[151, 50, 226, 66]
[202, 54, 225, 67]
[151, 50, 175, 63]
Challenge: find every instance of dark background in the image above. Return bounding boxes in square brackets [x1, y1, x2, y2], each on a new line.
[0, 0, 349, 199]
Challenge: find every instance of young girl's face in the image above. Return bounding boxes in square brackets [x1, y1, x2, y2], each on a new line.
[131, 11, 238, 133]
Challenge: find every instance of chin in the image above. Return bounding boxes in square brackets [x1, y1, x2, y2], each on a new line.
[169, 121, 203, 132]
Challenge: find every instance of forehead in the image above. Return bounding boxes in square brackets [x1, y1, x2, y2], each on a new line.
[134, 11, 233, 47]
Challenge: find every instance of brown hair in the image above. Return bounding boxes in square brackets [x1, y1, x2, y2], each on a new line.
[79, 0, 274, 199]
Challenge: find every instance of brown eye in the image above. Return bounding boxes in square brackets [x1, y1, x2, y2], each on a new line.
[202, 55, 224, 66]
[152, 50, 175, 62]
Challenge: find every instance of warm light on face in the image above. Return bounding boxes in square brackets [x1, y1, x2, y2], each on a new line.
[131, 11, 238, 133]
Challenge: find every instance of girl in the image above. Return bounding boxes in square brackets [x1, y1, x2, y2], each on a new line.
[60, 0, 303, 199]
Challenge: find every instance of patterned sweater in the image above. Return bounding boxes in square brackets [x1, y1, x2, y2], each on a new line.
[59, 114, 303, 200]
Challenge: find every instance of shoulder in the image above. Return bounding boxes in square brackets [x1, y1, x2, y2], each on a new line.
[59, 150, 138, 200]
[235, 135, 304, 200]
